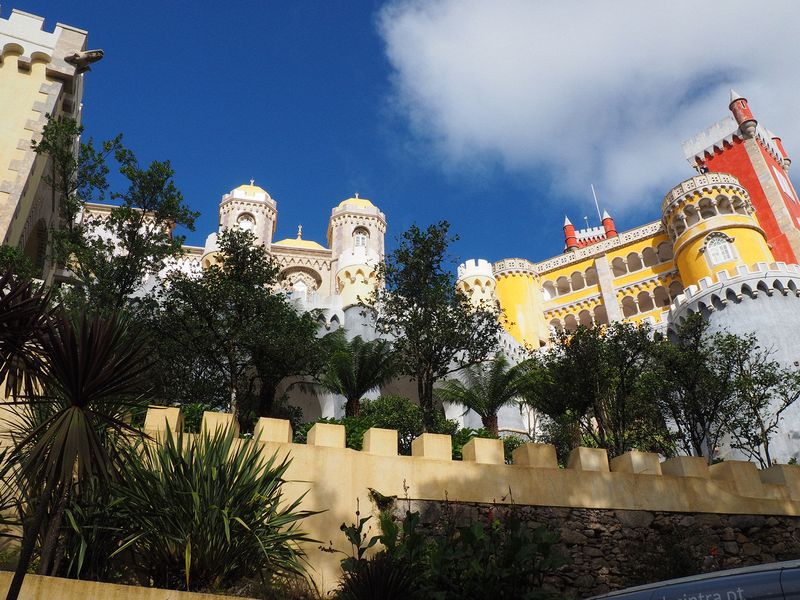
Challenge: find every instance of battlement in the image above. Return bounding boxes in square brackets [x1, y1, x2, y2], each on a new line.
[574, 224, 606, 245]
[457, 258, 495, 280]
[682, 115, 788, 169]
[137, 406, 800, 592]
[493, 257, 538, 277]
[0, 9, 87, 77]
[662, 172, 745, 213]
[670, 261, 800, 321]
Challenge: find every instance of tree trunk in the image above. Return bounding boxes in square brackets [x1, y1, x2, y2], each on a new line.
[482, 414, 499, 437]
[345, 396, 361, 417]
[37, 481, 70, 576]
[420, 376, 436, 431]
[6, 482, 52, 600]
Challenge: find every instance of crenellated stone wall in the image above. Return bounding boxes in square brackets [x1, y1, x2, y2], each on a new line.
[144, 407, 800, 594]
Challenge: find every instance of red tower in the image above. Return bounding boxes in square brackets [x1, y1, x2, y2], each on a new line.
[563, 216, 579, 251]
[682, 90, 800, 263]
[601, 210, 618, 238]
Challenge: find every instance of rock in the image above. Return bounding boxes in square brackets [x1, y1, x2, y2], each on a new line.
[560, 528, 588, 545]
[721, 527, 736, 541]
[584, 546, 604, 557]
[729, 515, 765, 529]
[766, 517, 779, 527]
[736, 533, 749, 543]
[771, 542, 786, 554]
[695, 514, 723, 528]
[742, 543, 760, 556]
[679, 516, 696, 527]
[575, 574, 595, 589]
[722, 542, 739, 555]
[615, 510, 655, 528]
[583, 529, 596, 537]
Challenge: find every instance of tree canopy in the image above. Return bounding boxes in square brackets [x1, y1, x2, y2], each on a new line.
[373, 222, 502, 430]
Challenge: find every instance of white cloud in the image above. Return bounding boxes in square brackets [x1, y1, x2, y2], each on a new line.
[378, 0, 800, 216]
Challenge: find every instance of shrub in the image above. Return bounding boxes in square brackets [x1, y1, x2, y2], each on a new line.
[112, 427, 315, 591]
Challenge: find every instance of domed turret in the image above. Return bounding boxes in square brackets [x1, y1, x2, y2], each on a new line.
[329, 194, 387, 309]
[662, 172, 773, 288]
[218, 180, 278, 249]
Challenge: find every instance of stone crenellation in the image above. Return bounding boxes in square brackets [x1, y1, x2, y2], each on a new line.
[143, 406, 800, 594]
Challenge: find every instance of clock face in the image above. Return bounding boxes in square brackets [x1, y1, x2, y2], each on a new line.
[237, 214, 255, 231]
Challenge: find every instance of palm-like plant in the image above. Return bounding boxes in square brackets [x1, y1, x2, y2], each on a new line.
[112, 426, 316, 591]
[4, 310, 152, 599]
[434, 355, 530, 436]
[318, 335, 396, 417]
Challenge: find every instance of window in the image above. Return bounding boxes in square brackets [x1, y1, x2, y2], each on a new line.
[237, 213, 255, 231]
[353, 228, 369, 248]
[705, 236, 734, 265]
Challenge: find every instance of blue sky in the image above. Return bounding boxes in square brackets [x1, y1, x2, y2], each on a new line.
[11, 1, 800, 267]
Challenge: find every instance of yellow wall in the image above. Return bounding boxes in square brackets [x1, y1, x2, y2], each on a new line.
[145, 409, 800, 595]
[494, 271, 548, 347]
[0, 572, 246, 599]
[0, 54, 53, 245]
[336, 265, 376, 308]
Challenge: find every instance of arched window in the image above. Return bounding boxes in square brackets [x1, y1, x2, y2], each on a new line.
[653, 286, 671, 308]
[657, 241, 673, 262]
[716, 195, 733, 214]
[585, 267, 598, 286]
[593, 304, 609, 326]
[353, 227, 369, 248]
[626, 252, 643, 272]
[578, 309, 593, 328]
[542, 281, 556, 300]
[621, 296, 637, 318]
[570, 271, 585, 291]
[668, 280, 684, 300]
[556, 276, 571, 296]
[611, 257, 627, 277]
[642, 247, 659, 267]
[698, 198, 716, 219]
[637, 291, 655, 312]
[684, 205, 700, 227]
[564, 314, 578, 333]
[705, 235, 735, 266]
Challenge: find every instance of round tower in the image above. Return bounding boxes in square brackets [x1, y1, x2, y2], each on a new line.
[662, 172, 774, 289]
[456, 259, 497, 309]
[329, 195, 387, 308]
[492, 259, 549, 348]
[218, 182, 277, 249]
[729, 89, 757, 139]
[563, 217, 579, 251]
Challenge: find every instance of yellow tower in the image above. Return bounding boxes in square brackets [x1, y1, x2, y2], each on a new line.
[329, 196, 386, 308]
[1, 10, 92, 279]
[492, 259, 549, 348]
[662, 172, 774, 288]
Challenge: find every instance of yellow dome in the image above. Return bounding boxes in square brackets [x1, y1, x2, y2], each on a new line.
[233, 182, 268, 195]
[337, 196, 375, 209]
[272, 237, 327, 251]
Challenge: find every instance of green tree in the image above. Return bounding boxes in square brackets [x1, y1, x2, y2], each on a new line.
[528, 322, 670, 458]
[652, 314, 744, 463]
[151, 228, 322, 426]
[31, 115, 197, 312]
[317, 334, 396, 416]
[434, 355, 529, 436]
[373, 222, 501, 430]
[0, 246, 36, 282]
[722, 337, 800, 467]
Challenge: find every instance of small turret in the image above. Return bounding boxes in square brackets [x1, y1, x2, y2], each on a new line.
[456, 259, 497, 309]
[601, 210, 618, 238]
[563, 216, 579, 252]
[768, 130, 792, 172]
[729, 89, 757, 139]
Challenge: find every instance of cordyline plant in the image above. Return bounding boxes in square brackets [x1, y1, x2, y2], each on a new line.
[1, 272, 153, 600]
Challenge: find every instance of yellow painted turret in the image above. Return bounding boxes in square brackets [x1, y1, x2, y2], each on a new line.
[662, 173, 774, 288]
[492, 259, 549, 348]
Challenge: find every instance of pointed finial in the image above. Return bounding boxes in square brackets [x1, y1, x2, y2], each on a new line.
[602, 209, 611, 219]
[249, 178, 255, 186]
[729, 89, 744, 104]
[297, 224, 302, 239]
[564, 216, 572, 226]
[354, 192, 359, 198]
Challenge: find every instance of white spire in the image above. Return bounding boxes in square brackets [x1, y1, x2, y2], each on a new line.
[564, 215, 572, 226]
[730, 89, 744, 104]
[602, 209, 611, 219]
